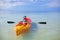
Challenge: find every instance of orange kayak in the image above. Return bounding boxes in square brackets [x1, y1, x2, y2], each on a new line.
[14, 23, 31, 36]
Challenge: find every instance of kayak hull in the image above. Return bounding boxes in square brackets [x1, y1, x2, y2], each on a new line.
[14, 23, 31, 36]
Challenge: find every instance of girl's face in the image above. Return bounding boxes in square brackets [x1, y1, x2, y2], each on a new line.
[23, 16, 26, 19]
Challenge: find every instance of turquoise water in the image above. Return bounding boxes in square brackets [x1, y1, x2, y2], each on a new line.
[0, 11, 60, 40]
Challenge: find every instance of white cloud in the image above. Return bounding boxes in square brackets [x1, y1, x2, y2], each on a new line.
[29, 0, 37, 2]
[45, 0, 60, 7]
[4, 3, 12, 8]
[47, 2, 60, 7]
[3, 0, 12, 2]
[0, 0, 25, 9]
[29, 0, 34, 2]
[12, 2, 25, 6]
[0, 1, 3, 6]
[0, 0, 60, 9]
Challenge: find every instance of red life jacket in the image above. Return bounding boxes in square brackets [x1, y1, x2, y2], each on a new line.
[24, 18, 31, 23]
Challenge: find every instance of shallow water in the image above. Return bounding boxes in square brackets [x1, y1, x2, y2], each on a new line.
[0, 11, 60, 40]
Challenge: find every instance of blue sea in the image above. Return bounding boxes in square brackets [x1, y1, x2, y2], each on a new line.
[0, 11, 60, 40]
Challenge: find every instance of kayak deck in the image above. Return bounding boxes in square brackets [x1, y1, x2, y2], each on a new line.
[14, 23, 31, 36]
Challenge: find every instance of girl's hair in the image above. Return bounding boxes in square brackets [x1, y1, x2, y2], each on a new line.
[24, 16, 26, 17]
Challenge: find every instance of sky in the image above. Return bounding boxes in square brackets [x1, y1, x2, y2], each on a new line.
[0, 0, 60, 12]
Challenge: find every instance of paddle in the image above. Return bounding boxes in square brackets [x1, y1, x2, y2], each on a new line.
[38, 22, 46, 24]
[7, 21, 46, 24]
[7, 21, 15, 24]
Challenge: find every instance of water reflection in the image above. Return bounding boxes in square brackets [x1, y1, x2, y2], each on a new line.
[0, 28, 2, 40]
[16, 22, 38, 40]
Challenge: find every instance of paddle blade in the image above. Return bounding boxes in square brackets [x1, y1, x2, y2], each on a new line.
[38, 22, 46, 24]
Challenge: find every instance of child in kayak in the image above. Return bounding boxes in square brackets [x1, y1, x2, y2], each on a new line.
[23, 16, 31, 26]
[16, 16, 31, 26]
